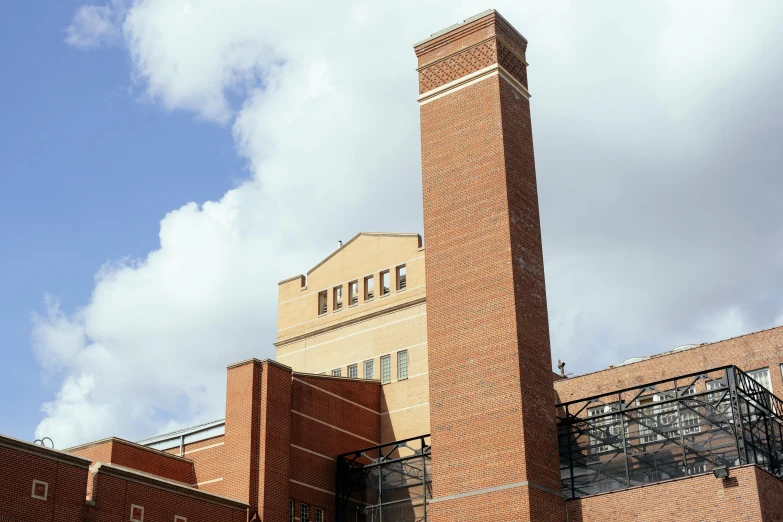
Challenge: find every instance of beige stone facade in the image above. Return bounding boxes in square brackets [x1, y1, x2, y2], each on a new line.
[275, 232, 430, 443]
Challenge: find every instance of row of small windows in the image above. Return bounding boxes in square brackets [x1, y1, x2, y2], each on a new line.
[329, 350, 408, 384]
[290, 500, 323, 522]
[318, 265, 406, 316]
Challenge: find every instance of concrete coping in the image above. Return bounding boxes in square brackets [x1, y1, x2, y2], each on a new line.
[0, 433, 92, 469]
[293, 371, 381, 385]
[65, 436, 193, 464]
[90, 462, 247, 510]
[226, 358, 293, 372]
[413, 9, 528, 49]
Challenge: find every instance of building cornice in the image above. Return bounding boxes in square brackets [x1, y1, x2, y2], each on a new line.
[0, 433, 92, 469]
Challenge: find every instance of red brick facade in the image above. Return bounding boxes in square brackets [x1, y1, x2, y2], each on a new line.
[416, 10, 563, 521]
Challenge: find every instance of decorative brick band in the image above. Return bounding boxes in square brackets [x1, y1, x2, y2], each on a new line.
[418, 63, 531, 105]
[428, 480, 565, 504]
[417, 37, 528, 95]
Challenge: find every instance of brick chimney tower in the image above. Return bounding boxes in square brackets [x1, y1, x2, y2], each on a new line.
[415, 10, 565, 521]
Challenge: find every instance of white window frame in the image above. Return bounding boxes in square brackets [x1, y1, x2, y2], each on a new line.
[31, 480, 48, 501]
[397, 350, 408, 380]
[130, 505, 145, 522]
[348, 364, 358, 379]
[301, 503, 310, 522]
[364, 359, 374, 380]
[332, 368, 342, 377]
[315, 507, 324, 522]
[587, 405, 625, 453]
[381, 355, 391, 384]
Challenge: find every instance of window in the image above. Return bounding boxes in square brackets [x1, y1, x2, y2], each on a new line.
[364, 359, 374, 379]
[397, 350, 408, 380]
[289, 501, 295, 522]
[707, 379, 732, 422]
[333, 285, 343, 311]
[687, 463, 707, 475]
[332, 368, 342, 377]
[381, 355, 391, 384]
[748, 368, 772, 392]
[348, 364, 358, 379]
[364, 275, 374, 301]
[301, 503, 309, 522]
[315, 508, 324, 522]
[318, 290, 328, 316]
[396, 265, 407, 291]
[175, 517, 187, 522]
[349, 280, 359, 306]
[380, 270, 390, 296]
[588, 405, 625, 454]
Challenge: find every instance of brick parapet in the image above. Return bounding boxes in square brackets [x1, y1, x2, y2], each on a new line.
[555, 325, 783, 404]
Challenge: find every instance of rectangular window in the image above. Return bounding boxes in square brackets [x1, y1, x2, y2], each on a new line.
[381, 355, 391, 384]
[289, 501, 294, 522]
[364, 275, 374, 301]
[364, 359, 374, 380]
[348, 364, 358, 379]
[301, 503, 309, 522]
[318, 290, 328, 316]
[333, 285, 343, 311]
[587, 405, 625, 453]
[315, 508, 324, 522]
[396, 265, 407, 291]
[381, 270, 390, 296]
[397, 350, 408, 380]
[332, 368, 342, 377]
[349, 280, 359, 306]
[748, 367, 772, 392]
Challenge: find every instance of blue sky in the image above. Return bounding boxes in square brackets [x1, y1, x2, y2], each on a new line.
[1, 1, 782, 448]
[0, 2, 244, 439]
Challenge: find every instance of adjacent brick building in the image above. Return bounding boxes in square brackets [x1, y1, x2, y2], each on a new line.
[2, 9, 783, 522]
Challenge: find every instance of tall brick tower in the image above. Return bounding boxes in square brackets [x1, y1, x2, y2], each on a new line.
[415, 10, 565, 521]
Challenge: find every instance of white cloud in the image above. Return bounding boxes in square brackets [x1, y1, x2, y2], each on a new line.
[38, 0, 783, 447]
[65, 1, 124, 50]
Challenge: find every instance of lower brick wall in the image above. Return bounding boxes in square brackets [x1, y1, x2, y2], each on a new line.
[0, 437, 90, 522]
[754, 466, 783, 521]
[567, 465, 768, 522]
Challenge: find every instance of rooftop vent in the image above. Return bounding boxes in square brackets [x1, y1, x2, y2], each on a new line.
[671, 344, 700, 353]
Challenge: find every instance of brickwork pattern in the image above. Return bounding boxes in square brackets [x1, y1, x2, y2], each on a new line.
[164, 435, 226, 494]
[86, 467, 246, 522]
[0, 444, 88, 522]
[555, 326, 783, 404]
[257, 363, 292, 522]
[566, 465, 770, 521]
[417, 11, 564, 520]
[754, 466, 783, 521]
[418, 39, 497, 93]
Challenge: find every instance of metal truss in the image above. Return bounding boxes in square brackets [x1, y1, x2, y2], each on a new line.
[336, 435, 431, 522]
[557, 366, 783, 498]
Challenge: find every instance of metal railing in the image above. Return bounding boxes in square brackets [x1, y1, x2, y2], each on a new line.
[557, 366, 783, 498]
[336, 435, 431, 522]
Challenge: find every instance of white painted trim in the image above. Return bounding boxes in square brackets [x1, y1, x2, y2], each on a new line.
[194, 477, 223, 486]
[183, 441, 224, 455]
[291, 411, 377, 444]
[417, 63, 530, 105]
[290, 444, 335, 461]
[293, 378, 379, 415]
[278, 312, 426, 359]
[382, 402, 430, 416]
[289, 479, 335, 496]
[130, 504, 145, 522]
[31, 479, 48, 501]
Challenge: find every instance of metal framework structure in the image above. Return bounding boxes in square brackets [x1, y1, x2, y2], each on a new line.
[336, 435, 431, 522]
[557, 366, 783, 498]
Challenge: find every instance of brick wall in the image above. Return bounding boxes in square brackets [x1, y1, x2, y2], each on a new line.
[289, 373, 381, 522]
[754, 466, 783, 521]
[165, 435, 226, 495]
[566, 465, 771, 521]
[416, 10, 564, 521]
[0, 435, 90, 522]
[69, 438, 195, 486]
[85, 462, 246, 522]
[555, 326, 783, 404]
